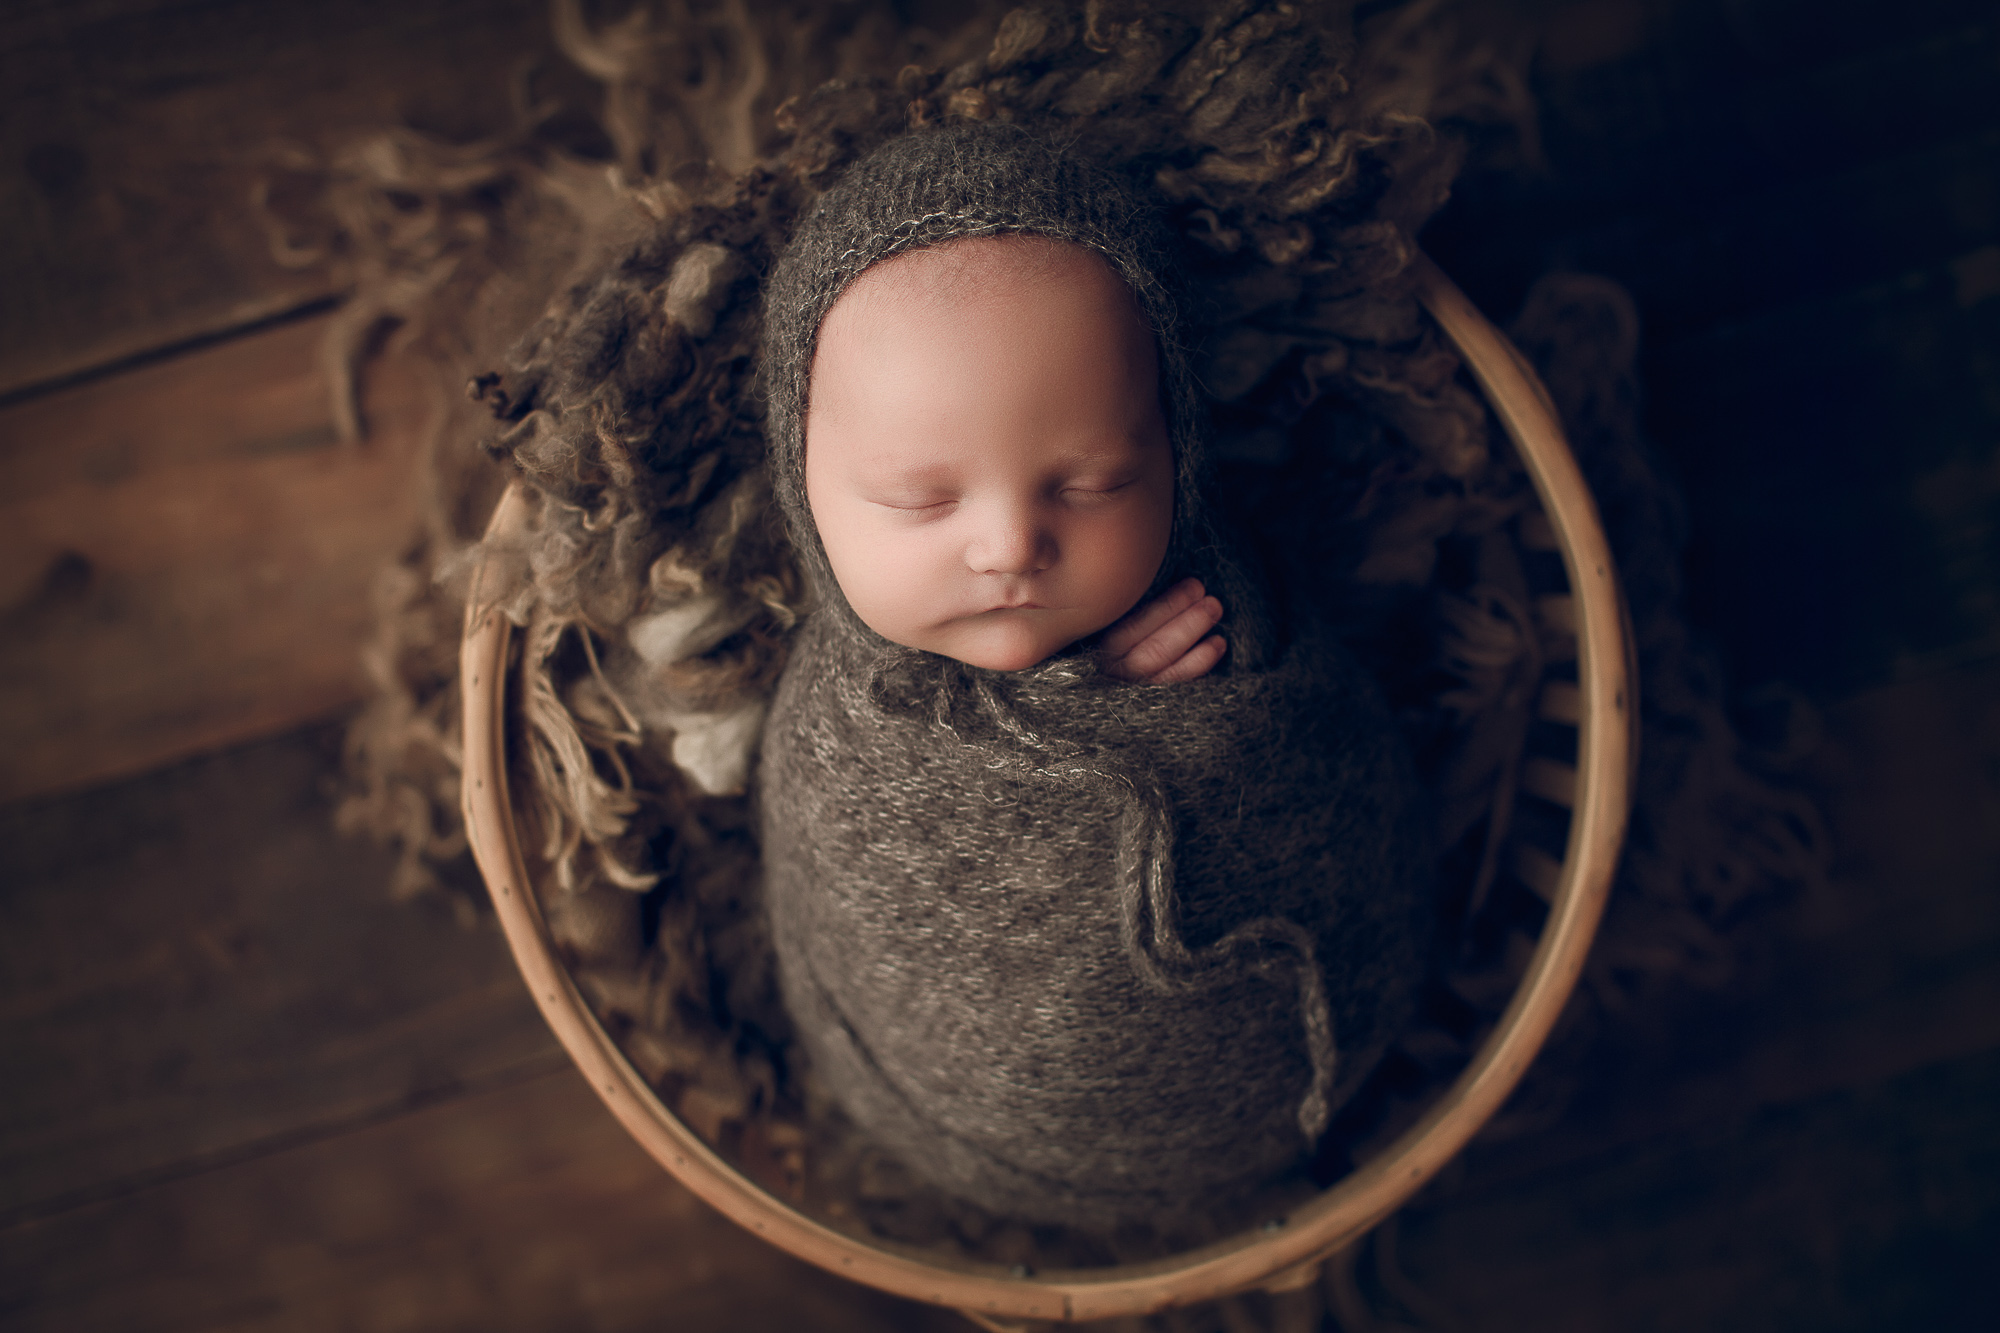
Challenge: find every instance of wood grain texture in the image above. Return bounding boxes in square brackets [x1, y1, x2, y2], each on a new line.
[1389, 656, 2000, 1331]
[1394, 1045, 1996, 1333]
[0, 727, 956, 1332]
[0, 312, 431, 803]
[0, 1065, 961, 1333]
[0, 728, 557, 1225]
[0, 0, 548, 396]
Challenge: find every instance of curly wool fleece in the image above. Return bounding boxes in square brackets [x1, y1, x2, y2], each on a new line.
[757, 123, 1432, 1228]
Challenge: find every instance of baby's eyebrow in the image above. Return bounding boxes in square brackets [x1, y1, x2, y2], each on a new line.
[1046, 439, 1152, 472]
[863, 460, 958, 487]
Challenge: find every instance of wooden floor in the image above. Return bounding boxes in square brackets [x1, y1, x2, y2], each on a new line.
[0, 727, 963, 1333]
[1394, 657, 2000, 1332]
[3, 1, 1997, 1329]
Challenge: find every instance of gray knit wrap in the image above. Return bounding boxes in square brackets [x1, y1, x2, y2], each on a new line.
[757, 123, 1432, 1228]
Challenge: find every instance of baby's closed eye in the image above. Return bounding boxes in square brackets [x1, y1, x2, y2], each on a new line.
[865, 491, 959, 516]
[1060, 477, 1138, 506]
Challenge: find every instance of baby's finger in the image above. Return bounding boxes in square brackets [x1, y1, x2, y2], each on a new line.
[1118, 594, 1223, 681]
[1100, 578, 1205, 660]
[1148, 633, 1227, 685]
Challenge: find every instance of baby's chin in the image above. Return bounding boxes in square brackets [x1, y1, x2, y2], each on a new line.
[889, 610, 1097, 672]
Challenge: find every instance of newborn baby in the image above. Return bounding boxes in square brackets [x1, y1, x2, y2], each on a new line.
[758, 123, 1431, 1229]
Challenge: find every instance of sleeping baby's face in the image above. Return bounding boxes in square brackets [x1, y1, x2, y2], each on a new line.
[804, 235, 1175, 671]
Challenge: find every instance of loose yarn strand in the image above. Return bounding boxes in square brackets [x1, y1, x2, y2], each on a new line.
[520, 611, 659, 893]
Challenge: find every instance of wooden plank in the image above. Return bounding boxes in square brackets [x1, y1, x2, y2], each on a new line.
[0, 0, 548, 396]
[0, 311, 430, 803]
[0, 728, 557, 1222]
[1394, 1044, 1997, 1332]
[0, 1065, 962, 1333]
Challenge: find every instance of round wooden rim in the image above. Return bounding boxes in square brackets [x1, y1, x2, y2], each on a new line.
[459, 253, 1634, 1323]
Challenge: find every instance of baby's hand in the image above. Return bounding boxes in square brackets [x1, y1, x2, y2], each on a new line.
[1100, 578, 1227, 684]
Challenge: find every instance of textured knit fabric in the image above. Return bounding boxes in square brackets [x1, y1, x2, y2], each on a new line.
[756, 122, 1432, 1228]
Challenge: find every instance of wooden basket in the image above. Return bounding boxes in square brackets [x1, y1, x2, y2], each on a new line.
[459, 254, 1635, 1326]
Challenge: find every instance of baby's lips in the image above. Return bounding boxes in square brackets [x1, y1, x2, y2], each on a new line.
[947, 600, 1052, 622]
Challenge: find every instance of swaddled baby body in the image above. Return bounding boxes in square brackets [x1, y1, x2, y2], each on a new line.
[757, 124, 1431, 1229]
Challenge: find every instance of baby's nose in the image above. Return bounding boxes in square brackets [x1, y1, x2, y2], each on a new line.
[966, 502, 1054, 575]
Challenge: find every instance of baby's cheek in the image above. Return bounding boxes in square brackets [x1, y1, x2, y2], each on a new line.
[844, 529, 955, 642]
[1093, 513, 1171, 621]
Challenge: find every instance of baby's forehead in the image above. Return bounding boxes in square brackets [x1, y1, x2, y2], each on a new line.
[805, 229, 1172, 481]
[833, 233, 1130, 322]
